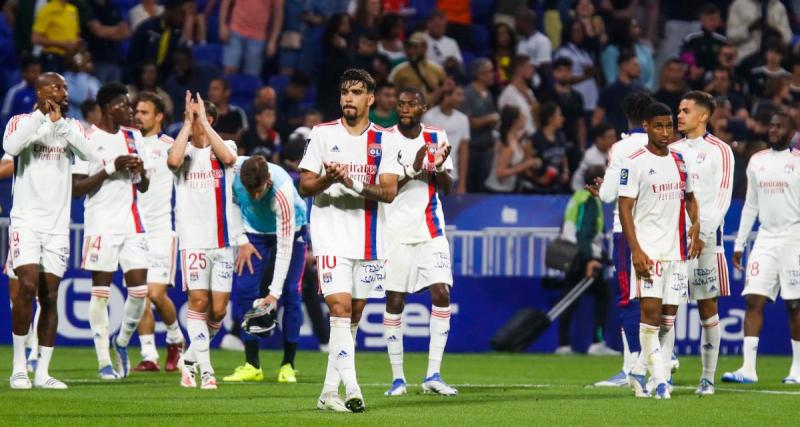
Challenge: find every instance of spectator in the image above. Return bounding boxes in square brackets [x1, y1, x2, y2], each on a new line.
[64, 49, 101, 121]
[654, 58, 688, 113]
[436, 0, 472, 49]
[376, 13, 405, 66]
[423, 84, 470, 194]
[129, 0, 164, 31]
[705, 67, 749, 117]
[680, 3, 726, 73]
[180, 0, 212, 46]
[747, 42, 790, 99]
[490, 22, 517, 90]
[317, 12, 354, 120]
[726, 0, 791, 64]
[424, 10, 463, 68]
[252, 86, 277, 112]
[163, 46, 222, 117]
[127, 0, 188, 77]
[484, 105, 540, 193]
[526, 102, 570, 194]
[302, 109, 322, 128]
[388, 32, 447, 105]
[592, 52, 644, 136]
[81, 0, 131, 83]
[571, 123, 615, 192]
[9, 0, 43, 56]
[716, 42, 748, 94]
[574, 0, 607, 47]
[554, 19, 599, 116]
[544, 57, 586, 169]
[127, 61, 175, 120]
[657, 0, 701, 67]
[601, 17, 655, 90]
[463, 58, 500, 193]
[790, 59, 800, 103]
[368, 81, 398, 128]
[80, 99, 102, 129]
[219, 0, 284, 76]
[1, 56, 40, 126]
[353, 32, 380, 75]
[278, 0, 306, 74]
[352, 0, 382, 39]
[515, 8, 552, 87]
[208, 77, 249, 142]
[752, 76, 792, 116]
[275, 71, 312, 139]
[557, 164, 610, 356]
[31, 0, 81, 72]
[498, 55, 538, 138]
[239, 103, 281, 161]
[280, 129, 307, 184]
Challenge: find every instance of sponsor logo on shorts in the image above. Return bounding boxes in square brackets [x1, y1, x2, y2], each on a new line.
[90, 253, 98, 263]
[190, 271, 199, 281]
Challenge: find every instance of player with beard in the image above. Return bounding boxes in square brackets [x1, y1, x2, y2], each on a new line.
[132, 92, 186, 372]
[299, 69, 403, 413]
[72, 83, 151, 380]
[382, 87, 457, 396]
[4, 72, 92, 389]
[723, 113, 800, 385]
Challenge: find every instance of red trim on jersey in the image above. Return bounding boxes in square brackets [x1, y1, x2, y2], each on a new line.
[210, 157, 227, 248]
[422, 131, 443, 238]
[670, 151, 688, 261]
[316, 120, 339, 127]
[121, 129, 146, 233]
[717, 253, 730, 296]
[363, 130, 380, 259]
[181, 250, 188, 291]
[704, 134, 732, 189]
[628, 148, 646, 159]
[275, 190, 291, 238]
[169, 235, 177, 284]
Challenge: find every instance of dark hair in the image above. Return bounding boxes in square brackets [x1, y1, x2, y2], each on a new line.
[398, 86, 426, 106]
[340, 68, 376, 93]
[773, 110, 797, 131]
[681, 90, 716, 116]
[560, 18, 584, 47]
[763, 76, 789, 99]
[539, 102, 561, 128]
[509, 55, 531, 76]
[590, 122, 615, 140]
[240, 155, 270, 194]
[323, 12, 351, 49]
[290, 71, 312, 88]
[136, 91, 166, 115]
[203, 100, 219, 123]
[700, 2, 719, 16]
[96, 82, 129, 109]
[469, 57, 492, 81]
[20, 54, 41, 71]
[499, 105, 521, 145]
[378, 13, 402, 41]
[284, 132, 307, 162]
[80, 99, 99, 118]
[552, 56, 572, 70]
[164, 0, 189, 9]
[354, 0, 382, 28]
[712, 66, 732, 78]
[643, 102, 673, 121]
[617, 51, 637, 66]
[375, 80, 395, 93]
[173, 45, 194, 59]
[211, 77, 230, 92]
[609, 17, 635, 50]
[622, 91, 654, 123]
[490, 22, 518, 53]
[253, 102, 276, 116]
[766, 40, 786, 54]
[664, 57, 683, 68]
[584, 165, 605, 187]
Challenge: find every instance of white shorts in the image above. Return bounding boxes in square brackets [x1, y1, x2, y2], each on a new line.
[316, 256, 386, 299]
[180, 247, 234, 293]
[146, 232, 178, 286]
[743, 241, 800, 301]
[385, 237, 453, 293]
[687, 235, 730, 300]
[82, 233, 149, 273]
[4, 250, 16, 280]
[9, 225, 69, 277]
[630, 260, 688, 306]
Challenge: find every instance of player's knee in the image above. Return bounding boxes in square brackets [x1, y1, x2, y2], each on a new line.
[786, 299, 800, 313]
[385, 291, 405, 314]
[745, 296, 765, 313]
[148, 286, 167, 302]
[430, 284, 451, 306]
[210, 306, 227, 323]
[188, 297, 209, 313]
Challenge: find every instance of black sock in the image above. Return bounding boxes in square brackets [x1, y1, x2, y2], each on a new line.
[281, 341, 298, 367]
[245, 340, 260, 369]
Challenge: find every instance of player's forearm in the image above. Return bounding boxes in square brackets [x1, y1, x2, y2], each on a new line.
[0, 160, 13, 179]
[3, 114, 47, 155]
[203, 122, 236, 166]
[458, 141, 469, 182]
[299, 171, 334, 197]
[60, 120, 92, 161]
[268, 0, 283, 45]
[136, 174, 149, 193]
[349, 178, 397, 203]
[686, 194, 699, 225]
[167, 127, 190, 170]
[435, 170, 453, 195]
[72, 172, 108, 198]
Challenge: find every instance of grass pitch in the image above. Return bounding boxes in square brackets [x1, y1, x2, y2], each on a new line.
[0, 346, 797, 426]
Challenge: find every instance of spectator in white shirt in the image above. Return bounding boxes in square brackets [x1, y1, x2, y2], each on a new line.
[424, 10, 463, 68]
[129, 0, 164, 31]
[515, 7, 552, 87]
[498, 55, 538, 138]
[571, 122, 616, 192]
[423, 84, 470, 194]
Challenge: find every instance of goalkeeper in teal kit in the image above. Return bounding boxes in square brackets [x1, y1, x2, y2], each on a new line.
[224, 155, 308, 383]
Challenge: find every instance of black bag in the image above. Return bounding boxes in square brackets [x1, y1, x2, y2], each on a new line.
[490, 308, 551, 352]
[545, 238, 579, 272]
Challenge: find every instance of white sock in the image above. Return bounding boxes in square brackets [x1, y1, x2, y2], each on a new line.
[322, 355, 341, 394]
[89, 286, 112, 367]
[187, 310, 211, 373]
[791, 340, 800, 378]
[207, 320, 221, 341]
[34, 346, 53, 382]
[383, 312, 405, 381]
[25, 298, 40, 359]
[428, 305, 451, 378]
[116, 285, 148, 347]
[659, 315, 676, 381]
[165, 321, 184, 344]
[12, 333, 27, 373]
[621, 327, 632, 373]
[700, 315, 721, 382]
[742, 336, 759, 376]
[330, 316, 359, 395]
[634, 323, 664, 385]
[140, 334, 158, 361]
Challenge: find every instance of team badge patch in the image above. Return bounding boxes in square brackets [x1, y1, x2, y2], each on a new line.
[367, 144, 382, 158]
[696, 152, 706, 163]
[620, 168, 629, 185]
[786, 164, 795, 174]
[322, 273, 332, 284]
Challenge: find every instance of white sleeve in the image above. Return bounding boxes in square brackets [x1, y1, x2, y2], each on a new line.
[72, 156, 90, 175]
[298, 127, 323, 174]
[726, 3, 748, 44]
[439, 130, 455, 171]
[703, 145, 735, 238]
[734, 162, 759, 252]
[224, 139, 238, 156]
[617, 157, 639, 199]
[598, 145, 620, 203]
[267, 182, 297, 300]
[571, 156, 589, 192]
[60, 119, 92, 161]
[2, 111, 48, 156]
[378, 132, 404, 177]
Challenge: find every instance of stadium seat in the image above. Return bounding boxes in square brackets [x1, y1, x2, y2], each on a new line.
[267, 74, 289, 96]
[471, 0, 496, 24]
[227, 73, 263, 111]
[193, 43, 223, 67]
[470, 24, 490, 57]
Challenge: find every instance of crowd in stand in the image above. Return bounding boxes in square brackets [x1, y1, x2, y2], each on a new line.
[2, 0, 800, 195]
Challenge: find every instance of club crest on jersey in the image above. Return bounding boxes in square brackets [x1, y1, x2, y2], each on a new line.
[648, 169, 656, 175]
[677, 162, 687, 173]
[322, 273, 332, 283]
[428, 144, 436, 154]
[786, 164, 795, 174]
[367, 144, 382, 158]
[620, 168, 629, 185]
[696, 152, 706, 163]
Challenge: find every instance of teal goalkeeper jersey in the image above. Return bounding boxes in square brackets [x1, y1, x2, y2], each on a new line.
[233, 157, 308, 234]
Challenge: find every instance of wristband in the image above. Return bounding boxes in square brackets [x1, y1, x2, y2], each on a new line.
[351, 180, 364, 194]
[104, 161, 116, 175]
[404, 164, 421, 178]
[435, 163, 446, 173]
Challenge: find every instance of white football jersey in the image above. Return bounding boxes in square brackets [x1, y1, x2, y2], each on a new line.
[173, 140, 245, 250]
[3, 110, 91, 234]
[138, 133, 174, 233]
[734, 148, 800, 251]
[73, 125, 147, 235]
[618, 147, 693, 261]
[298, 119, 404, 260]
[670, 133, 734, 241]
[384, 124, 452, 244]
[598, 130, 648, 232]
